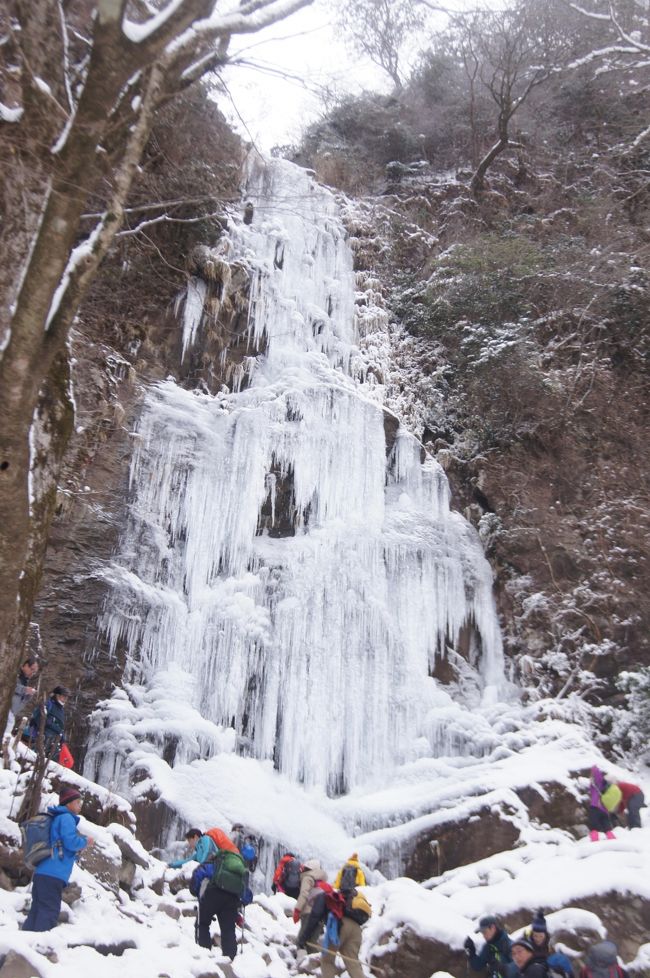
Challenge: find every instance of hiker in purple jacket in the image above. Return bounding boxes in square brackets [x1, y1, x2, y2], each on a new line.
[588, 765, 614, 841]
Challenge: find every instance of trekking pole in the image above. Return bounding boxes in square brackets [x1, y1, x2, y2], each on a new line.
[321, 946, 386, 977]
[240, 904, 245, 954]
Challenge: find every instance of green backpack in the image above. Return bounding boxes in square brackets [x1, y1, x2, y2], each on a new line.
[208, 849, 248, 896]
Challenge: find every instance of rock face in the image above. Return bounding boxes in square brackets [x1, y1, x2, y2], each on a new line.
[371, 928, 466, 978]
[402, 805, 520, 880]
[31, 231, 252, 778]
[514, 780, 585, 836]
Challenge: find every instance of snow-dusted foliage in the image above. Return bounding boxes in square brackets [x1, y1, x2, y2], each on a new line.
[85, 156, 507, 817]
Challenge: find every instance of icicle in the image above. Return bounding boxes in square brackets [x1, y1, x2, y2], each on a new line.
[87, 155, 508, 799]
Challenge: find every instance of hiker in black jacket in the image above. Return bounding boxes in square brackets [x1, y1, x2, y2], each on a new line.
[465, 915, 513, 977]
[25, 686, 69, 755]
[511, 938, 549, 978]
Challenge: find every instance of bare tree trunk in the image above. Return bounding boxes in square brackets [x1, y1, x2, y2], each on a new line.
[470, 113, 510, 197]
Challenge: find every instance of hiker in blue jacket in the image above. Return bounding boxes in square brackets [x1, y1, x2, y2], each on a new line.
[168, 828, 217, 868]
[465, 915, 513, 977]
[23, 786, 94, 931]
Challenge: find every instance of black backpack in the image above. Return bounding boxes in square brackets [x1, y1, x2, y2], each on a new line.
[339, 862, 358, 892]
[343, 888, 372, 925]
[281, 857, 302, 898]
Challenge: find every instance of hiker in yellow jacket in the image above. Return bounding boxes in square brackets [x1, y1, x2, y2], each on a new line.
[333, 853, 366, 893]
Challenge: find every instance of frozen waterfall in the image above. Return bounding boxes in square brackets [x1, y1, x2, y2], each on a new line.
[85, 156, 506, 800]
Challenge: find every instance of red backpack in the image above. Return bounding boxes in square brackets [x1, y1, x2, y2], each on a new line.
[314, 881, 346, 920]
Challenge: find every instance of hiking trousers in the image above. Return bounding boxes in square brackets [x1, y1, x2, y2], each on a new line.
[627, 791, 646, 828]
[321, 917, 364, 978]
[197, 886, 239, 959]
[22, 874, 66, 931]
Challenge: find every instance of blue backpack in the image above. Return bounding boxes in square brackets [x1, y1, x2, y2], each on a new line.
[21, 812, 59, 869]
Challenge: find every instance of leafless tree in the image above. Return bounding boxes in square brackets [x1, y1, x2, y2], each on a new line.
[0, 0, 311, 733]
[336, 0, 425, 91]
[445, 1, 573, 196]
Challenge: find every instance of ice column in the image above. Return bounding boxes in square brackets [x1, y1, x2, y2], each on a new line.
[88, 155, 506, 795]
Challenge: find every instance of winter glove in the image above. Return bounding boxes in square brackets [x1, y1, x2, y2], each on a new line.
[464, 937, 476, 957]
[292, 908, 301, 924]
[236, 913, 244, 927]
[168, 859, 183, 869]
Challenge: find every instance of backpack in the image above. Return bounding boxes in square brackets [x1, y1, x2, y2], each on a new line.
[317, 881, 346, 920]
[207, 849, 248, 897]
[601, 784, 623, 813]
[339, 863, 359, 892]
[548, 951, 574, 978]
[281, 857, 302, 898]
[21, 812, 57, 869]
[343, 888, 372, 925]
[238, 834, 259, 871]
[205, 827, 239, 854]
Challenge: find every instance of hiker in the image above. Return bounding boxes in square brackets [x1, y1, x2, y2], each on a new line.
[11, 656, 40, 722]
[22, 786, 94, 932]
[587, 766, 616, 841]
[615, 780, 645, 829]
[511, 938, 549, 978]
[465, 915, 513, 977]
[320, 887, 372, 978]
[231, 823, 258, 872]
[333, 852, 366, 893]
[524, 912, 573, 977]
[579, 940, 628, 978]
[293, 859, 328, 948]
[297, 879, 343, 955]
[168, 828, 217, 868]
[192, 845, 247, 959]
[272, 852, 302, 897]
[25, 686, 70, 756]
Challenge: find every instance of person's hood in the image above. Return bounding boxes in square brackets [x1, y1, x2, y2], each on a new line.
[302, 859, 327, 881]
[47, 804, 80, 822]
[587, 941, 619, 969]
[591, 765, 605, 789]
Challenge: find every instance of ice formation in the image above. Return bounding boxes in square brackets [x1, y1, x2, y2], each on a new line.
[86, 155, 507, 803]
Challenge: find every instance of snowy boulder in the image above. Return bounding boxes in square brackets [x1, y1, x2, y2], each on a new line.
[78, 832, 123, 894]
[402, 804, 520, 880]
[572, 893, 650, 964]
[371, 927, 466, 978]
[0, 816, 26, 882]
[61, 881, 82, 905]
[0, 950, 46, 978]
[515, 779, 585, 835]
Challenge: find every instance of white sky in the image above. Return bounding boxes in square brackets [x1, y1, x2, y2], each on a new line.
[218, 0, 392, 151]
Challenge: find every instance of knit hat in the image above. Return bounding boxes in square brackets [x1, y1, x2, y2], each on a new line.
[52, 685, 71, 697]
[59, 786, 81, 806]
[512, 938, 535, 953]
[531, 912, 547, 933]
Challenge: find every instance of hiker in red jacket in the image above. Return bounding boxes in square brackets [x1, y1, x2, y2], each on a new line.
[616, 781, 646, 829]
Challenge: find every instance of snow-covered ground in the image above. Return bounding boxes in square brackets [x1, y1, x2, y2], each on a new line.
[2, 708, 650, 978]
